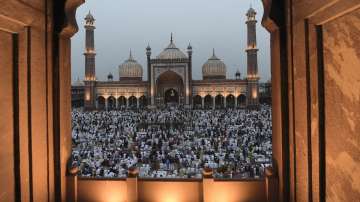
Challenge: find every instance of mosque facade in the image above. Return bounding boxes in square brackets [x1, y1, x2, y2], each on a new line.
[82, 8, 260, 110]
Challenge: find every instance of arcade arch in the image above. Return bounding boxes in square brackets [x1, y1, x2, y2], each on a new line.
[193, 95, 202, 109]
[226, 94, 236, 108]
[204, 95, 213, 109]
[97, 96, 106, 110]
[156, 71, 184, 106]
[128, 96, 137, 109]
[215, 94, 224, 109]
[108, 96, 116, 110]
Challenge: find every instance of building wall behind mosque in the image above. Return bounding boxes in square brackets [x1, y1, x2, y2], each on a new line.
[323, 9, 360, 201]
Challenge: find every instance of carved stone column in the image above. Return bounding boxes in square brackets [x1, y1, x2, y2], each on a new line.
[127, 167, 139, 202]
[202, 168, 214, 202]
[212, 97, 215, 110]
[202, 97, 205, 109]
[235, 96, 238, 108]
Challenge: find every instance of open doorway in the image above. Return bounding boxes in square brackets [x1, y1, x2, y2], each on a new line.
[70, 0, 272, 180]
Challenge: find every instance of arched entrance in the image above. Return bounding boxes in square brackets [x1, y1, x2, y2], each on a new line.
[193, 95, 202, 109]
[128, 96, 137, 109]
[215, 94, 224, 109]
[139, 96, 147, 108]
[226, 94, 235, 108]
[118, 96, 127, 109]
[204, 95, 213, 109]
[108, 96, 116, 110]
[97, 96, 105, 110]
[164, 88, 179, 104]
[156, 70, 184, 106]
[237, 94, 246, 107]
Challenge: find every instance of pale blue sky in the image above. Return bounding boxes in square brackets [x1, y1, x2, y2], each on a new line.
[71, 0, 270, 82]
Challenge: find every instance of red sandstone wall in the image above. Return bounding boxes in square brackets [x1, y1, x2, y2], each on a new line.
[323, 9, 360, 201]
[138, 180, 203, 202]
[0, 1, 55, 201]
[212, 180, 266, 202]
[77, 179, 127, 202]
[76, 179, 266, 202]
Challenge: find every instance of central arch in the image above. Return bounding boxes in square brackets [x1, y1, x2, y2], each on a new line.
[156, 70, 184, 106]
[164, 88, 179, 104]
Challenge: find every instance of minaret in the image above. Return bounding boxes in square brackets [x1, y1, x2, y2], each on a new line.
[84, 11, 96, 109]
[187, 43, 193, 106]
[246, 7, 260, 108]
[146, 44, 152, 106]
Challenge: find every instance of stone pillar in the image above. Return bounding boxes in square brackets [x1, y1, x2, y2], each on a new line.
[127, 167, 139, 202]
[265, 167, 278, 202]
[66, 167, 79, 202]
[95, 98, 98, 109]
[150, 67, 155, 107]
[212, 97, 215, 110]
[246, 7, 259, 108]
[136, 98, 140, 109]
[105, 98, 108, 111]
[202, 97, 205, 109]
[126, 98, 129, 108]
[185, 65, 190, 106]
[235, 96, 238, 108]
[224, 97, 227, 108]
[84, 12, 97, 110]
[115, 98, 119, 109]
[202, 168, 214, 202]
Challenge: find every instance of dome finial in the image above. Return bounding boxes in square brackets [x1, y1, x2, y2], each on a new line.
[212, 48, 216, 57]
[170, 33, 173, 43]
[130, 49, 133, 58]
[188, 42, 192, 50]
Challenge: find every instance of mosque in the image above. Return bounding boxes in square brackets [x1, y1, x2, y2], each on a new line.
[82, 8, 260, 110]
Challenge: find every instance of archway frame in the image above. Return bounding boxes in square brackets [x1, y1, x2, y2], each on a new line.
[155, 70, 185, 105]
[57, 0, 287, 201]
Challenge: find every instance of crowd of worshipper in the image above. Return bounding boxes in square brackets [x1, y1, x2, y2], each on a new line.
[71, 104, 272, 179]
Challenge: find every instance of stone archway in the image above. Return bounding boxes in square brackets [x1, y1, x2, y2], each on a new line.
[164, 88, 179, 104]
[238, 94, 247, 107]
[97, 96, 105, 109]
[61, 0, 288, 201]
[226, 94, 235, 108]
[156, 70, 184, 106]
[128, 96, 137, 109]
[139, 96, 147, 108]
[108, 96, 116, 110]
[215, 94, 224, 109]
[193, 95, 202, 109]
[204, 95, 213, 109]
[118, 96, 127, 108]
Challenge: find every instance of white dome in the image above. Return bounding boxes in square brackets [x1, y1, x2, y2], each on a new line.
[72, 77, 84, 86]
[202, 49, 227, 79]
[156, 35, 188, 60]
[119, 51, 143, 79]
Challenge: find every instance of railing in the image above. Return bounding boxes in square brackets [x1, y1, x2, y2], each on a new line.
[67, 166, 278, 202]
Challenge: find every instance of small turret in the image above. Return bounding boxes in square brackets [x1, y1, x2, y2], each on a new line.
[187, 43, 193, 56]
[85, 11, 95, 26]
[146, 44, 151, 57]
[235, 69, 241, 80]
[107, 73, 113, 81]
[246, 7, 257, 21]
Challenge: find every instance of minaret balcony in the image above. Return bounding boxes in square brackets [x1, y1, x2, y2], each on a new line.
[246, 46, 259, 51]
